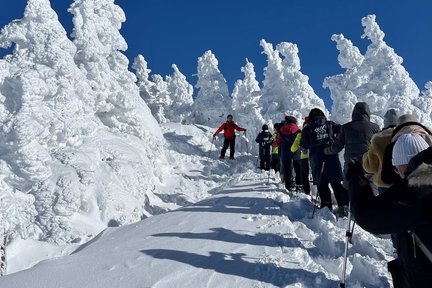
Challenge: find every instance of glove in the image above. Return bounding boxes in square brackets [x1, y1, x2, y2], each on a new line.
[345, 159, 365, 181]
[213, 134, 216, 138]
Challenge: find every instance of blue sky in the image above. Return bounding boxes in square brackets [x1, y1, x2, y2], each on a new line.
[1, 0, 432, 109]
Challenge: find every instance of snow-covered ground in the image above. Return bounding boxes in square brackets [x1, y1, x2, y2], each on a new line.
[0, 123, 394, 287]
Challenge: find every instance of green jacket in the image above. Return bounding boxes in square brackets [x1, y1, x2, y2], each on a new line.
[290, 132, 309, 159]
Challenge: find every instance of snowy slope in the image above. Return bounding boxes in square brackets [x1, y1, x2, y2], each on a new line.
[0, 123, 394, 288]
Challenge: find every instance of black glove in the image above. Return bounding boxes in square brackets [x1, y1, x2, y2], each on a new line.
[346, 160, 366, 181]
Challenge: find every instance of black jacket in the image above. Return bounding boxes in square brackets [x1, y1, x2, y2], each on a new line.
[324, 102, 380, 164]
[347, 147, 432, 287]
[255, 131, 272, 159]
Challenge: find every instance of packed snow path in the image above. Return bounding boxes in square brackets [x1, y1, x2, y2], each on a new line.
[0, 169, 393, 288]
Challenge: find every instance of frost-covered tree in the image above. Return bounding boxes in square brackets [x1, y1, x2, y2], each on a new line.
[324, 15, 430, 126]
[133, 54, 155, 104]
[414, 82, 432, 125]
[133, 55, 172, 124]
[0, 0, 98, 242]
[165, 64, 194, 124]
[259, 39, 327, 124]
[148, 74, 171, 123]
[231, 59, 263, 154]
[66, 0, 173, 241]
[192, 50, 231, 127]
[0, 0, 174, 245]
[70, 0, 160, 138]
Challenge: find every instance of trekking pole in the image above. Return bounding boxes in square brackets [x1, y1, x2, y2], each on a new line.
[243, 131, 250, 161]
[340, 204, 355, 288]
[208, 136, 215, 158]
[309, 192, 320, 219]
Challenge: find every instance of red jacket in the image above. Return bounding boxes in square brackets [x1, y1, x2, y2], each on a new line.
[214, 121, 246, 139]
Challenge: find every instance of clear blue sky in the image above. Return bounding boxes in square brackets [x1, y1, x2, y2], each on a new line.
[1, 0, 432, 109]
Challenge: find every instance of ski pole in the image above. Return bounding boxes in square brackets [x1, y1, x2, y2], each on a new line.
[208, 136, 215, 158]
[340, 204, 355, 288]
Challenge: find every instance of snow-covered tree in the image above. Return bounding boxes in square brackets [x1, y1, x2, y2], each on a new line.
[324, 15, 431, 127]
[0, 0, 175, 245]
[70, 0, 161, 138]
[192, 50, 231, 127]
[67, 0, 173, 241]
[165, 64, 194, 124]
[132, 55, 172, 124]
[0, 0, 98, 242]
[133, 54, 155, 104]
[231, 59, 263, 154]
[259, 39, 327, 124]
[414, 82, 432, 125]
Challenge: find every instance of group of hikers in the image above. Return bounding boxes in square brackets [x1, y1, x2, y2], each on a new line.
[213, 103, 432, 287]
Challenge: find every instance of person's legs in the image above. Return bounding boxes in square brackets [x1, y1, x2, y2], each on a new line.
[293, 160, 301, 186]
[229, 139, 235, 159]
[271, 154, 280, 173]
[220, 138, 230, 159]
[264, 155, 271, 170]
[283, 159, 293, 190]
[330, 181, 348, 207]
[318, 182, 332, 209]
[300, 158, 310, 194]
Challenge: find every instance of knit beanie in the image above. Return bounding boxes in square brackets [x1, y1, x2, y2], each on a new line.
[396, 114, 418, 126]
[383, 109, 399, 128]
[392, 133, 430, 166]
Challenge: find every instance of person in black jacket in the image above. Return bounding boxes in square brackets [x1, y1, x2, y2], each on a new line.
[255, 124, 272, 170]
[324, 102, 380, 195]
[300, 108, 346, 211]
[347, 133, 432, 288]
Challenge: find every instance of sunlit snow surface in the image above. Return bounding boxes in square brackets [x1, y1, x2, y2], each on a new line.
[1, 123, 393, 288]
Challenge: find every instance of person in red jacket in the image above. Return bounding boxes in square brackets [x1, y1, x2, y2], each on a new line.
[213, 114, 246, 159]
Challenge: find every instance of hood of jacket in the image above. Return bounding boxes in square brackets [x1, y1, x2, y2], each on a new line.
[352, 102, 371, 122]
[309, 115, 327, 126]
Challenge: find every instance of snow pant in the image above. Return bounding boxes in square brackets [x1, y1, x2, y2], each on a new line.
[259, 155, 271, 170]
[318, 181, 348, 209]
[271, 153, 280, 173]
[221, 138, 235, 158]
[294, 158, 310, 195]
[281, 159, 293, 190]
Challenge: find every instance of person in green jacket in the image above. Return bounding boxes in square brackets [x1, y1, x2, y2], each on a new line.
[290, 117, 310, 194]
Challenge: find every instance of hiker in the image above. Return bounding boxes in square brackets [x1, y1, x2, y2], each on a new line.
[300, 108, 346, 211]
[381, 114, 432, 186]
[255, 124, 272, 170]
[324, 102, 380, 200]
[270, 123, 281, 173]
[346, 133, 432, 288]
[277, 115, 300, 191]
[363, 108, 399, 193]
[290, 116, 311, 195]
[213, 114, 246, 160]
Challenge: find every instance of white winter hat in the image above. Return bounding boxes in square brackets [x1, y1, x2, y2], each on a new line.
[392, 133, 430, 166]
